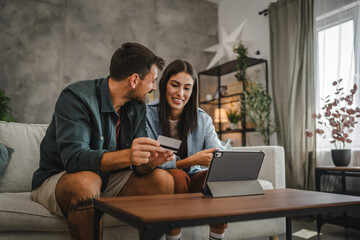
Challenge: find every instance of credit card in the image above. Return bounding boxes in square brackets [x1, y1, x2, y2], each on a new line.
[157, 135, 182, 153]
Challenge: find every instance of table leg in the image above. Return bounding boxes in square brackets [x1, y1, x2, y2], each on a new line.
[341, 171, 348, 230]
[286, 217, 292, 240]
[315, 169, 321, 191]
[316, 217, 324, 234]
[315, 169, 322, 234]
[93, 207, 104, 240]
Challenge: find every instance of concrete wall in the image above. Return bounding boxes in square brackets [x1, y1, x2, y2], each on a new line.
[0, 0, 217, 123]
[219, 0, 275, 63]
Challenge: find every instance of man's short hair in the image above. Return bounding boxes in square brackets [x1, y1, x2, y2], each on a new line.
[110, 42, 165, 81]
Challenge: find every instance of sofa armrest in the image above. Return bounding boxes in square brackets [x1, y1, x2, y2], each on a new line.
[231, 146, 285, 189]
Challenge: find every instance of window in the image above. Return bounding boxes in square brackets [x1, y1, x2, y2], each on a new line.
[315, 1, 360, 151]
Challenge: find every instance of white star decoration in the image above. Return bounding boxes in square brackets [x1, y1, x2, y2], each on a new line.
[203, 20, 251, 70]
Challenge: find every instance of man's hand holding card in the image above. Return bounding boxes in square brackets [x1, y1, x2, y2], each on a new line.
[157, 135, 182, 153]
[147, 135, 182, 168]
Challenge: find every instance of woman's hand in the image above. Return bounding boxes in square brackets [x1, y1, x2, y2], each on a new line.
[189, 148, 217, 167]
[147, 150, 174, 168]
[130, 137, 174, 174]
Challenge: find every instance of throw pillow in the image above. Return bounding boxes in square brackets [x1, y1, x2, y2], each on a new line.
[0, 143, 14, 177]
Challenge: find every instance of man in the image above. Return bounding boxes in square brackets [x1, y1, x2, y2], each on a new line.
[31, 42, 174, 239]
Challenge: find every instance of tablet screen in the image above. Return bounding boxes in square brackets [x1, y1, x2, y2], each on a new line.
[206, 150, 264, 182]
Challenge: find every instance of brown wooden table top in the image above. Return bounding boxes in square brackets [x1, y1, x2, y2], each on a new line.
[94, 188, 360, 224]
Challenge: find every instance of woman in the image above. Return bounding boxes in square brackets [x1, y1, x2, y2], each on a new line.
[146, 60, 227, 240]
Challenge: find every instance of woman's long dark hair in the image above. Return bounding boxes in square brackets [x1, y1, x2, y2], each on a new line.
[158, 60, 198, 158]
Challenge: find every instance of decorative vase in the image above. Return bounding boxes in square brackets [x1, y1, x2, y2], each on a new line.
[230, 123, 238, 130]
[331, 149, 351, 167]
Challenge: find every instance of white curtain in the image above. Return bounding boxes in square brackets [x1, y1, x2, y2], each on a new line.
[315, 0, 360, 168]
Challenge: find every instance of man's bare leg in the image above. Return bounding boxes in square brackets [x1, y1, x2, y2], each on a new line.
[118, 168, 174, 196]
[55, 169, 173, 240]
[55, 171, 102, 240]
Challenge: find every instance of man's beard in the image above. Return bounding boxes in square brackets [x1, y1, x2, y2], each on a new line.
[126, 88, 146, 104]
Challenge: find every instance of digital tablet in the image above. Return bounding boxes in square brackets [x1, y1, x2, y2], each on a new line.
[202, 150, 265, 197]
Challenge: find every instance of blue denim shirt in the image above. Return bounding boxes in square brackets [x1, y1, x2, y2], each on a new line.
[32, 77, 147, 190]
[146, 100, 224, 175]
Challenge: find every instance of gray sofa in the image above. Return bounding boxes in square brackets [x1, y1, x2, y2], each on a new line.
[0, 120, 286, 239]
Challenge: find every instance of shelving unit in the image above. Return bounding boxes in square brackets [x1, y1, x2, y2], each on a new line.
[315, 166, 360, 233]
[198, 58, 268, 146]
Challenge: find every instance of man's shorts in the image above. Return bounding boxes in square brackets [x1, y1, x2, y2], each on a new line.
[30, 169, 133, 217]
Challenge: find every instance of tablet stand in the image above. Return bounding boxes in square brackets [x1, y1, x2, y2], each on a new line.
[204, 180, 264, 198]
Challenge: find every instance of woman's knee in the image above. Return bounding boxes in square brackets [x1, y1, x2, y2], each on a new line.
[167, 169, 190, 193]
[189, 170, 208, 193]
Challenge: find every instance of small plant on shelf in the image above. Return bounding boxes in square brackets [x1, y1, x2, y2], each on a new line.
[226, 109, 241, 129]
[242, 82, 276, 144]
[0, 88, 16, 122]
[234, 41, 248, 82]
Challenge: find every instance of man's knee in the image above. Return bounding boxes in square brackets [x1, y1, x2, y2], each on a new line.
[56, 171, 102, 214]
[167, 169, 190, 193]
[148, 168, 174, 194]
[57, 171, 101, 195]
[119, 168, 174, 196]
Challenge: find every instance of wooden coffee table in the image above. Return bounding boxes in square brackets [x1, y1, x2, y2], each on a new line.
[93, 188, 360, 240]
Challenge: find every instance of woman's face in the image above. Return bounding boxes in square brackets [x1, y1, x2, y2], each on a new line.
[166, 72, 194, 119]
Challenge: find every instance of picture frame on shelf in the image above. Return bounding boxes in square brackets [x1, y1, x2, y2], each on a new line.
[214, 85, 228, 99]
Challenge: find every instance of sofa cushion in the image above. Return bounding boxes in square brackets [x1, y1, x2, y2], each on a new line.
[0, 121, 48, 192]
[258, 179, 273, 190]
[232, 146, 286, 189]
[0, 143, 13, 177]
[0, 192, 127, 232]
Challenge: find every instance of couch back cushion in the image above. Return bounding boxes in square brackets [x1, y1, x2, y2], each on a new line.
[231, 146, 285, 189]
[0, 121, 48, 192]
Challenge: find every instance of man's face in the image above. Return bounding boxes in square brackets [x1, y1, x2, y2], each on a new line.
[129, 65, 158, 104]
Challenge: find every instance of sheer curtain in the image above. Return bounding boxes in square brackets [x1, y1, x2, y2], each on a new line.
[315, 0, 360, 167]
[269, 0, 315, 189]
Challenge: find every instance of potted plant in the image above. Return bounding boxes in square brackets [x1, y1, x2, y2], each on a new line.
[226, 109, 241, 129]
[234, 41, 249, 82]
[0, 88, 16, 122]
[305, 79, 360, 166]
[242, 82, 277, 144]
